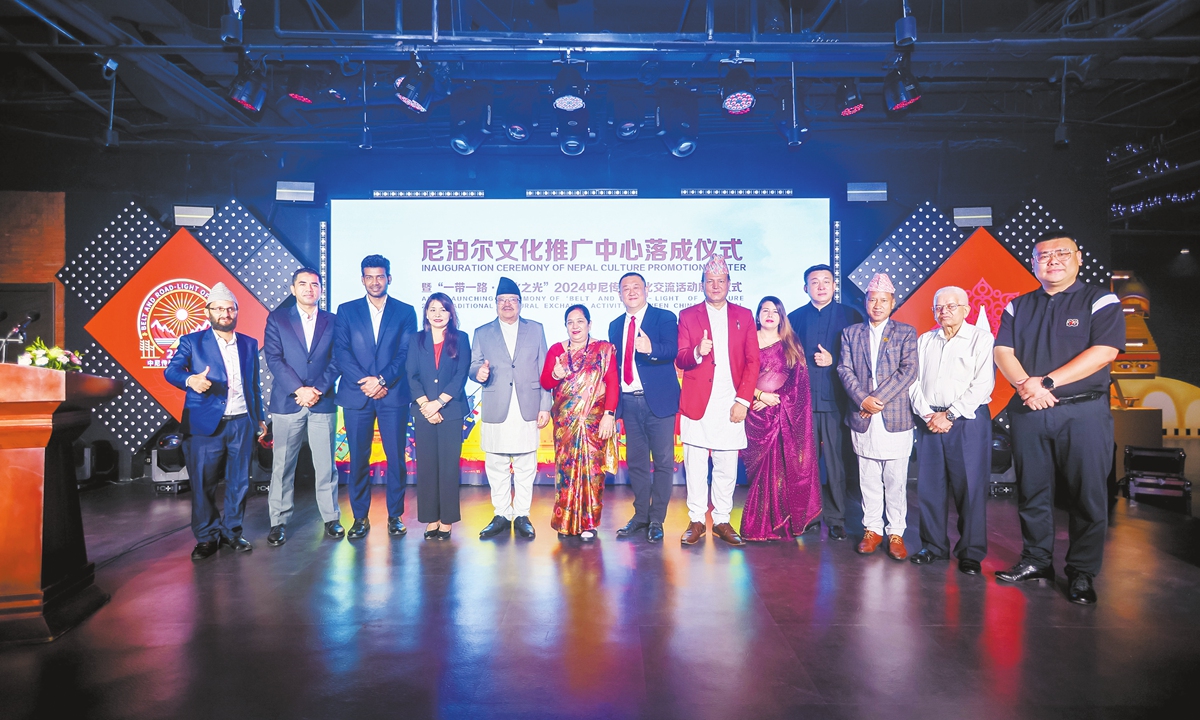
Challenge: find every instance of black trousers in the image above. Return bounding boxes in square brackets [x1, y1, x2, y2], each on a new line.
[815, 410, 850, 525]
[915, 406, 991, 562]
[621, 394, 676, 524]
[412, 403, 464, 524]
[1010, 396, 1114, 576]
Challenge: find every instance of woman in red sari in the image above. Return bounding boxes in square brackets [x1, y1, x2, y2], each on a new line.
[540, 304, 619, 542]
[740, 296, 823, 541]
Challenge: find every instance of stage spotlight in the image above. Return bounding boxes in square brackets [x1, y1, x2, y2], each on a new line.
[553, 104, 592, 156]
[502, 90, 536, 142]
[155, 434, 186, 473]
[837, 81, 864, 117]
[884, 67, 922, 112]
[657, 89, 699, 158]
[282, 67, 328, 105]
[395, 65, 435, 113]
[228, 62, 268, 114]
[609, 87, 646, 140]
[220, 0, 244, 44]
[895, 0, 917, 46]
[552, 65, 587, 111]
[449, 86, 493, 156]
[720, 66, 756, 115]
[773, 86, 809, 147]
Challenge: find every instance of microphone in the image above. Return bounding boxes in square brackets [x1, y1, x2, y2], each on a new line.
[9, 311, 40, 338]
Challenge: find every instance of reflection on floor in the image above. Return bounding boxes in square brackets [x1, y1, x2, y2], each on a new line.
[2, 481, 1199, 719]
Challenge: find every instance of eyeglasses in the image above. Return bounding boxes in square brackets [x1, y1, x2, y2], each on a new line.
[1034, 248, 1075, 264]
[208, 306, 237, 316]
[497, 298, 520, 306]
[933, 303, 963, 314]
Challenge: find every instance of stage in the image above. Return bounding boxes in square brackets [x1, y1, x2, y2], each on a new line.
[1, 480, 1197, 718]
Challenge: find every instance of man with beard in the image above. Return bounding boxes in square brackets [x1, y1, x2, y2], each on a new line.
[166, 282, 267, 560]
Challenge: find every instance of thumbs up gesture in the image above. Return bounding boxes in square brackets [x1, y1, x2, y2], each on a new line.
[552, 348, 569, 380]
[476, 359, 491, 383]
[634, 328, 652, 354]
[698, 329, 713, 357]
[814, 343, 833, 367]
[188, 365, 212, 393]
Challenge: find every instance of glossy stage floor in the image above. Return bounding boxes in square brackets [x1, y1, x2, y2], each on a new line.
[2, 478, 1199, 719]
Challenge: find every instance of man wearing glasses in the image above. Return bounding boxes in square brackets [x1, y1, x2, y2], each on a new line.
[995, 234, 1124, 605]
[908, 286, 995, 576]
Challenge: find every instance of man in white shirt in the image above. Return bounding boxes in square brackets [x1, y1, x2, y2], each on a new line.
[908, 286, 995, 575]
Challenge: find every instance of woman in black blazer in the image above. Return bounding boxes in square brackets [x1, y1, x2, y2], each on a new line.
[407, 293, 471, 539]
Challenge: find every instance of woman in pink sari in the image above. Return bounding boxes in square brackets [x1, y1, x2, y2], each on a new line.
[740, 297, 822, 541]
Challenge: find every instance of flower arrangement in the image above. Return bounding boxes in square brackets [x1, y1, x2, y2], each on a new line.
[17, 338, 84, 372]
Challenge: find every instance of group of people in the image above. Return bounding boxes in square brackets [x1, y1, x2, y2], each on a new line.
[164, 232, 1123, 606]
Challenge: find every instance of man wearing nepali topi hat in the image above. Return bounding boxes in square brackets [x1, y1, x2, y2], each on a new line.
[836, 273, 918, 561]
[675, 255, 761, 547]
[165, 281, 268, 561]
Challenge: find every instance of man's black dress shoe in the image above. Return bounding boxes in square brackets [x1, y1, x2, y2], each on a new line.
[513, 516, 536, 539]
[325, 520, 345, 539]
[387, 516, 407, 536]
[219, 535, 253, 552]
[995, 561, 1053, 583]
[909, 548, 945, 565]
[347, 518, 370, 539]
[958, 558, 982, 576]
[191, 541, 219, 561]
[828, 525, 847, 541]
[479, 516, 511, 539]
[1067, 571, 1097, 605]
[647, 522, 664, 543]
[267, 525, 286, 547]
[616, 518, 649, 539]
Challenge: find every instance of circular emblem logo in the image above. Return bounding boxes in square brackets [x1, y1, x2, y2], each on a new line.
[138, 280, 211, 368]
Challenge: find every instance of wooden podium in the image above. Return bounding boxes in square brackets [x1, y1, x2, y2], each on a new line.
[0, 364, 123, 642]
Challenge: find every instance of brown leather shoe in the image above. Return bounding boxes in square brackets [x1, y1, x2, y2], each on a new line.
[857, 530, 883, 554]
[887, 534, 908, 560]
[713, 522, 746, 546]
[680, 521, 706, 545]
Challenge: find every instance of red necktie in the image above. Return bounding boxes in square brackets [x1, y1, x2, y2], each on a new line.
[624, 316, 636, 385]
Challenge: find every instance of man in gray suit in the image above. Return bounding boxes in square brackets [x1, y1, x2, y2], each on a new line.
[470, 277, 552, 539]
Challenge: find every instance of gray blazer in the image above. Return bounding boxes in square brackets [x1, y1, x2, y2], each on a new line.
[469, 317, 552, 423]
[837, 318, 919, 434]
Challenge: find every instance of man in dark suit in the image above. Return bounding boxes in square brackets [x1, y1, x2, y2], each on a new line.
[787, 264, 863, 541]
[333, 254, 418, 540]
[608, 272, 680, 543]
[837, 273, 918, 561]
[165, 282, 267, 561]
[263, 267, 343, 547]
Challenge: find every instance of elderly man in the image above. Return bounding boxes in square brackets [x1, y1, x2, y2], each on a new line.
[837, 273, 918, 560]
[165, 282, 267, 560]
[995, 233, 1124, 605]
[676, 256, 760, 547]
[908, 286, 995, 575]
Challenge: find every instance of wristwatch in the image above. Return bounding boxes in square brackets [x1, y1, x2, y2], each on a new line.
[945, 409, 957, 423]
[1041, 376, 1055, 390]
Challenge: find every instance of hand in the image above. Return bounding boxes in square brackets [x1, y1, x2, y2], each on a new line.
[476, 359, 491, 383]
[369, 384, 389, 400]
[634, 329, 652, 354]
[294, 386, 320, 407]
[814, 344, 833, 368]
[730, 402, 748, 423]
[1025, 387, 1058, 411]
[420, 399, 441, 419]
[257, 421, 268, 437]
[537, 410, 551, 429]
[552, 350, 568, 380]
[1016, 376, 1042, 402]
[928, 412, 953, 433]
[752, 400, 767, 412]
[358, 375, 383, 397]
[428, 411, 444, 425]
[187, 366, 212, 393]
[599, 414, 616, 440]
[862, 396, 885, 414]
[759, 392, 781, 407]
[698, 329, 713, 358]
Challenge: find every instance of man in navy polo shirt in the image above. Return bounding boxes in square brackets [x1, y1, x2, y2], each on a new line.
[994, 233, 1124, 605]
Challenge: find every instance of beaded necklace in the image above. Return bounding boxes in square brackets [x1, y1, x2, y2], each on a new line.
[566, 337, 590, 373]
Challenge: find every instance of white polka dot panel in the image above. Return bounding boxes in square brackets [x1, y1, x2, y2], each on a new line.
[887, 200, 966, 269]
[237, 237, 298, 311]
[848, 240, 922, 305]
[995, 199, 1109, 284]
[56, 202, 171, 311]
[196, 199, 303, 308]
[83, 342, 172, 452]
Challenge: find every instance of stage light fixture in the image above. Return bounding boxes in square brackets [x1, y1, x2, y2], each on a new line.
[502, 91, 536, 142]
[395, 65, 435, 113]
[155, 434, 185, 473]
[449, 86, 493, 156]
[553, 104, 592, 156]
[173, 205, 215, 226]
[220, 0, 244, 44]
[883, 67, 921, 112]
[837, 81, 864, 117]
[609, 87, 646, 140]
[895, 0, 917, 47]
[227, 61, 268, 114]
[276, 182, 315, 203]
[657, 89, 699, 158]
[282, 67, 329, 105]
[772, 84, 809, 147]
[720, 66, 757, 116]
[552, 65, 587, 111]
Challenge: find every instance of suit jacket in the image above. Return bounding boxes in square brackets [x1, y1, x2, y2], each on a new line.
[332, 296, 417, 410]
[406, 329, 471, 417]
[263, 304, 339, 415]
[164, 329, 265, 437]
[837, 318, 918, 434]
[787, 301, 862, 415]
[469, 317, 552, 423]
[608, 304, 680, 419]
[675, 302, 760, 421]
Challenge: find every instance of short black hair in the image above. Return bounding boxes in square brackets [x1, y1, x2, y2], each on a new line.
[564, 304, 591, 324]
[803, 264, 834, 284]
[618, 272, 646, 288]
[1032, 230, 1076, 247]
[361, 254, 390, 275]
[291, 267, 321, 285]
